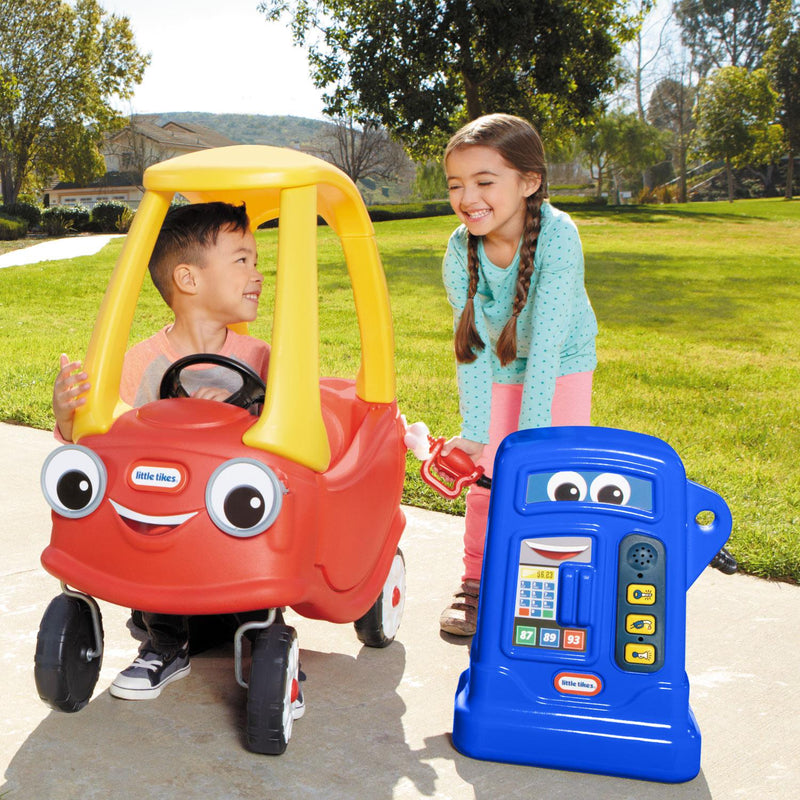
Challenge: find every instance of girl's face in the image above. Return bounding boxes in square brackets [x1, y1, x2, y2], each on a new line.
[445, 145, 541, 243]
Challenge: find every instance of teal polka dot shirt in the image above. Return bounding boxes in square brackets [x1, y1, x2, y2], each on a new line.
[443, 202, 598, 443]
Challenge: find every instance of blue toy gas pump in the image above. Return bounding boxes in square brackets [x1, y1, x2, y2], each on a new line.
[450, 425, 732, 783]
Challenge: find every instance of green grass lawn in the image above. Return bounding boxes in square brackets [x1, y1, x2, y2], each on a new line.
[1, 198, 798, 582]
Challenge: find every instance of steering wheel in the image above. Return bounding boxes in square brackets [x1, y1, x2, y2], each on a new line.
[159, 353, 265, 410]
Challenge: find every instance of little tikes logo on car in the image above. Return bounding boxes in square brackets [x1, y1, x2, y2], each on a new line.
[128, 461, 187, 492]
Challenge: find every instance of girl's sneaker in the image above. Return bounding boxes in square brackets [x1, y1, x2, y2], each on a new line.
[110, 641, 190, 700]
[439, 579, 480, 636]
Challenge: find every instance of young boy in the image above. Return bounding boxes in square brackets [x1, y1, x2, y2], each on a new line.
[52, 201, 270, 699]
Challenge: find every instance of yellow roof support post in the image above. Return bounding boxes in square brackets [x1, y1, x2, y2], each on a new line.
[243, 184, 331, 472]
[340, 234, 396, 403]
[72, 190, 172, 441]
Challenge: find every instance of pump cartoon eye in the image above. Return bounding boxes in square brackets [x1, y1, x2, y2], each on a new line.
[590, 473, 632, 505]
[547, 471, 587, 502]
[41, 446, 107, 518]
[205, 458, 284, 537]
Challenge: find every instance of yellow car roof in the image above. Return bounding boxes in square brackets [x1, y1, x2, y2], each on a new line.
[73, 146, 395, 473]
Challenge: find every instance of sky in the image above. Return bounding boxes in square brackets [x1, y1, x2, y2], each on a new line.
[100, 0, 676, 123]
[99, 0, 327, 120]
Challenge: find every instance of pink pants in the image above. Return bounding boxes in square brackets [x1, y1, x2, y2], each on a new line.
[462, 371, 594, 581]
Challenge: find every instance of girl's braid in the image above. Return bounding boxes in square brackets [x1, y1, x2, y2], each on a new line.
[496, 191, 544, 366]
[454, 232, 486, 363]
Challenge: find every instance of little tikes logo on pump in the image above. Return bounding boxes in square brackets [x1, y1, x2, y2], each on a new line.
[128, 461, 186, 493]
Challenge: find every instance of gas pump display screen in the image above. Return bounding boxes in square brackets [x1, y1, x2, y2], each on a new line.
[513, 537, 592, 653]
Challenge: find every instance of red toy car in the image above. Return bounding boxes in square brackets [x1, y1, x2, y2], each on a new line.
[35, 146, 408, 754]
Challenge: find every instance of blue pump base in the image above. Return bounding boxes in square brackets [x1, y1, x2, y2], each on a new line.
[452, 667, 702, 784]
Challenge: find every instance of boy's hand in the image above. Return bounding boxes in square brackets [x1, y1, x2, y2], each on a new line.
[53, 354, 90, 441]
[441, 436, 484, 462]
[191, 386, 230, 402]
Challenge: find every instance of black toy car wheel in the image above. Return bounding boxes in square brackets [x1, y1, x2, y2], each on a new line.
[354, 548, 405, 648]
[246, 623, 301, 755]
[34, 594, 103, 712]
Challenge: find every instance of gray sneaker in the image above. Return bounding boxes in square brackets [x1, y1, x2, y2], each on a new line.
[110, 641, 190, 700]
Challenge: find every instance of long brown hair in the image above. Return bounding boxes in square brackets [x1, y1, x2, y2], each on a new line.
[446, 114, 548, 366]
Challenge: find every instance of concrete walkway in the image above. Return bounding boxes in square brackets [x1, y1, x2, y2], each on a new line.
[0, 234, 122, 269]
[1, 422, 798, 799]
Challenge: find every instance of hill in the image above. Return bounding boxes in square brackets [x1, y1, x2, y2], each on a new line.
[156, 112, 416, 203]
[154, 112, 333, 149]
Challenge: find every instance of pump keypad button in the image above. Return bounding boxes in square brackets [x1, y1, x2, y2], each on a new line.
[624, 643, 656, 665]
[627, 584, 656, 605]
[625, 614, 656, 634]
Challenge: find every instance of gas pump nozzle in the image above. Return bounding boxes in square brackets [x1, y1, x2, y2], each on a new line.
[421, 436, 492, 499]
[402, 420, 491, 499]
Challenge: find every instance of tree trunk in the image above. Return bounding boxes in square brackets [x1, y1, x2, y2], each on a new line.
[0, 161, 14, 206]
[595, 163, 604, 200]
[462, 74, 483, 120]
[726, 157, 735, 202]
[786, 146, 795, 200]
[677, 142, 688, 203]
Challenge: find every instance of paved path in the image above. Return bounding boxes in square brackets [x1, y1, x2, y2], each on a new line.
[1, 422, 798, 799]
[0, 234, 122, 269]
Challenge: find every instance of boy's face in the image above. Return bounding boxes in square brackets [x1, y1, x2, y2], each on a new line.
[196, 226, 262, 324]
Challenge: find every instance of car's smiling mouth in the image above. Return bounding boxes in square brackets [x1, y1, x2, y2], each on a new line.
[110, 499, 198, 535]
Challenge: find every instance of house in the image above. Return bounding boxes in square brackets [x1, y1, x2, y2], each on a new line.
[45, 171, 145, 210]
[45, 116, 239, 209]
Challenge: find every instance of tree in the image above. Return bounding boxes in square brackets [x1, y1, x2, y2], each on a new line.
[412, 160, 448, 201]
[765, 0, 800, 199]
[310, 115, 409, 187]
[0, 0, 148, 205]
[618, 0, 663, 121]
[581, 111, 667, 201]
[581, 116, 616, 200]
[692, 66, 778, 201]
[260, 0, 641, 157]
[746, 122, 785, 196]
[648, 76, 697, 201]
[674, 0, 773, 78]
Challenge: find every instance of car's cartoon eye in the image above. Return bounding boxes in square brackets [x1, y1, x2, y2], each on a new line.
[590, 473, 632, 505]
[547, 471, 587, 502]
[41, 446, 107, 518]
[206, 458, 284, 537]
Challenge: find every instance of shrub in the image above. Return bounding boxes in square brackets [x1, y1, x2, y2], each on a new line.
[41, 205, 90, 236]
[367, 200, 453, 222]
[91, 200, 132, 233]
[0, 214, 28, 240]
[0, 202, 42, 230]
[637, 185, 675, 205]
[115, 205, 134, 232]
[552, 195, 608, 209]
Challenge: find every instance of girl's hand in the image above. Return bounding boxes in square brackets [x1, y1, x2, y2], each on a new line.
[53, 354, 90, 441]
[441, 436, 484, 462]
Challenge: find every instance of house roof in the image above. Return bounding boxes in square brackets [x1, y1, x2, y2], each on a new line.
[51, 172, 142, 191]
[107, 115, 239, 150]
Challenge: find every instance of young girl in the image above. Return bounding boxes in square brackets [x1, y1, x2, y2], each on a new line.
[439, 114, 598, 636]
